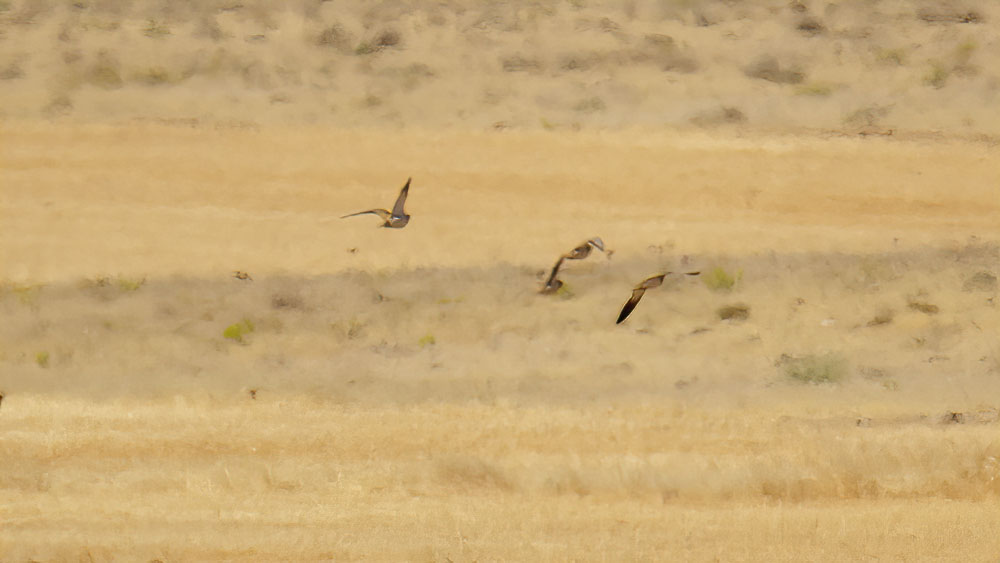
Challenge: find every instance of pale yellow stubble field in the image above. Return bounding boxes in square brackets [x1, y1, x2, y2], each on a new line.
[2, 123, 1000, 560]
[3, 0, 1000, 559]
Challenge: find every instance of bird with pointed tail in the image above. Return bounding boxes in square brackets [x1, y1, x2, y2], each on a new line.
[616, 271, 700, 324]
[540, 237, 606, 294]
[341, 177, 412, 228]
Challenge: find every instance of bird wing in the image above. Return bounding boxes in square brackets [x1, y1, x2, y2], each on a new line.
[544, 256, 566, 287]
[341, 209, 391, 220]
[641, 274, 667, 289]
[587, 237, 605, 252]
[391, 178, 411, 217]
[616, 288, 647, 324]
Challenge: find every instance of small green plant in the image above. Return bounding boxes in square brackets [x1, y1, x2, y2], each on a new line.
[139, 67, 171, 85]
[223, 318, 255, 343]
[956, 39, 977, 63]
[717, 304, 750, 321]
[794, 81, 834, 96]
[89, 63, 123, 89]
[783, 353, 847, 385]
[556, 282, 575, 300]
[924, 61, 949, 88]
[35, 351, 50, 368]
[12, 283, 43, 305]
[346, 319, 364, 339]
[875, 48, 906, 66]
[116, 276, 146, 291]
[573, 96, 606, 112]
[703, 267, 741, 292]
[143, 19, 170, 38]
[418, 333, 436, 347]
[354, 42, 375, 55]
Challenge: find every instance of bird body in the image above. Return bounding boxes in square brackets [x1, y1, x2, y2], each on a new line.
[341, 178, 411, 228]
[564, 237, 605, 260]
[616, 271, 700, 324]
[540, 237, 606, 294]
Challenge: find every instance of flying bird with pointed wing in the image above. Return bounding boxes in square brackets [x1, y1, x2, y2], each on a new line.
[341, 177, 412, 228]
[539, 237, 606, 294]
[616, 271, 700, 324]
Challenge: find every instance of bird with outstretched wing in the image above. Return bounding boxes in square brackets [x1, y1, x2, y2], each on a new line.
[616, 271, 700, 324]
[341, 178, 412, 228]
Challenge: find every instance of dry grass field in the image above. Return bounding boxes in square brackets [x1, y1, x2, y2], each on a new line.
[2, 1, 1000, 561]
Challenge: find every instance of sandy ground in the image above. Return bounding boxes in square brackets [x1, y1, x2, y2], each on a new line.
[3, 123, 1000, 561]
[2, 1, 1000, 561]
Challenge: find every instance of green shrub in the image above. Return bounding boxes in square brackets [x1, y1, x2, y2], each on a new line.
[36, 351, 50, 368]
[794, 82, 834, 96]
[12, 283, 43, 305]
[116, 276, 146, 292]
[223, 319, 255, 343]
[143, 19, 170, 38]
[783, 353, 847, 384]
[703, 267, 741, 292]
[924, 61, 948, 88]
[418, 333, 436, 347]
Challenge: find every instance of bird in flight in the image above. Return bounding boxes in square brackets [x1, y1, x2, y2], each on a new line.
[565, 237, 605, 260]
[616, 271, 700, 324]
[540, 237, 606, 294]
[341, 178, 412, 228]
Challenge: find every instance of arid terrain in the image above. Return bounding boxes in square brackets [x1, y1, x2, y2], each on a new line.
[2, 1, 1000, 561]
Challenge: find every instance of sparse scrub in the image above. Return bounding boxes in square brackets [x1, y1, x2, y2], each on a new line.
[573, 97, 605, 113]
[44, 94, 73, 116]
[844, 104, 891, 127]
[116, 276, 146, 292]
[35, 351, 50, 368]
[908, 300, 939, 315]
[952, 39, 979, 76]
[924, 61, 949, 88]
[418, 333, 436, 347]
[88, 54, 123, 89]
[354, 42, 376, 56]
[271, 293, 304, 310]
[142, 19, 170, 38]
[223, 318, 255, 344]
[875, 47, 907, 66]
[717, 304, 750, 321]
[317, 24, 352, 52]
[781, 353, 848, 384]
[794, 81, 834, 96]
[690, 106, 746, 127]
[136, 67, 173, 85]
[501, 55, 541, 72]
[963, 271, 997, 292]
[436, 456, 515, 491]
[867, 310, 894, 327]
[0, 62, 23, 80]
[353, 30, 401, 56]
[703, 267, 741, 292]
[10, 283, 40, 305]
[745, 56, 804, 84]
[796, 17, 824, 36]
[346, 319, 364, 340]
